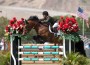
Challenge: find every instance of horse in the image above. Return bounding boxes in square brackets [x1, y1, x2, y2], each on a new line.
[23, 16, 62, 45]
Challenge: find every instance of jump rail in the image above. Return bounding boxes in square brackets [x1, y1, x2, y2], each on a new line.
[10, 34, 67, 65]
[19, 58, 61, 61]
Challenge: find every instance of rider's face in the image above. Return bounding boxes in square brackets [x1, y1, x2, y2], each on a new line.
[43, 15, 47, 19]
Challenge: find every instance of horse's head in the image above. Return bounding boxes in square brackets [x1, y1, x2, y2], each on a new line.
[23, 16, 39, 35]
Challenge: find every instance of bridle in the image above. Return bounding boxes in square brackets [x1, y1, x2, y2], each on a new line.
[25, 20, 39, 30]
[32, 22, 39, 29]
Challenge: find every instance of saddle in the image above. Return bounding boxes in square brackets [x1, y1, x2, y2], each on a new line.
[39, 21, 58, 33]
[42, 22, 58, 33]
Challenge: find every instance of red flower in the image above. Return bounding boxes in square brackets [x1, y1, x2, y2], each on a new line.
[12, 24, 17, 30]
[20, 25, 23, 29]
[5, 26, 9, 30]
[19, 20, 24, 24]
[16, 20, 25, 28]
[62, 29, 66, 33]
[72, 15, 76, 18]
[5, 26, 10, 32]
[60, 16, 64, 19]
[5, 17, 26, 35]
[57, 27, 60, 30]
[72, 28, 77, 32]
[21, 18, 24, 21]
[9, 20, 15, 26]
[73, 24, 78, 29]
[65, 19, 69, 24]
[13, 17, 17, 21]
[9, 32, 12, 35]
[70, 18, 76, 24]
[17, 21, 21, 27]
[57, 16, 79, 34]
[63, 23, 69, 29]
[68, 21, 73, 26]
[59, 21, 64, 27]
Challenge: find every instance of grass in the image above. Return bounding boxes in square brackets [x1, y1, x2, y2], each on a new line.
[0, 51, 10, 65]
[87, 59, 90, 65]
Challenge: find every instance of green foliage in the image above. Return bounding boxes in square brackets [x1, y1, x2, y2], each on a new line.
[58, 30, 81, 42]
[63, 52, 89, 65]
[21, 29, 37, 43]
[81, 0, 87, 3]
[77, 17, 90, 33]
[53, 16, 60, 20]
[64, 32, 81, 42]
[0, 51, 10, 65]
[0, 17, 9, 39]
[87, 59, 90, 65]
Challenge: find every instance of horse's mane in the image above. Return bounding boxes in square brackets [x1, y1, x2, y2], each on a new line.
[27, 16, 49, 27]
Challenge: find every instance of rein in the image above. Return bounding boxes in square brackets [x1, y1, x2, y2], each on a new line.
[32, 22, 39, 29]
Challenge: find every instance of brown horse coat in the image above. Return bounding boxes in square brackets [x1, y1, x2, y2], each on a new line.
[23, 16, 61, 44]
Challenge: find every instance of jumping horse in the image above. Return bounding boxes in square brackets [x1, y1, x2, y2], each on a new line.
[23, 16, 62, 45]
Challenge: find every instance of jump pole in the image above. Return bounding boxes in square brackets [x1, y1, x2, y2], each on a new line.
[10, 34, 21, 65]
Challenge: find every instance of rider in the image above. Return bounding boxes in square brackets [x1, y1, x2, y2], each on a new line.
[40, 11, 56, 26]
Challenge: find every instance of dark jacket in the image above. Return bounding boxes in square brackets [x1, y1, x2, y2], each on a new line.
[40, 16, 56, 26]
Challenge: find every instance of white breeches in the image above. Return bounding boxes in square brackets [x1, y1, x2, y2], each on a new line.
[52, 22, 58, 28]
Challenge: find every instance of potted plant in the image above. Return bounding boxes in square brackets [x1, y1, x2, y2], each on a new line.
[63, 52, 88, 65]
[57, 16, 80, 42]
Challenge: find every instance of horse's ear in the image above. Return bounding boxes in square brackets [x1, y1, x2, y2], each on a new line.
[24, 19, 28, 24]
